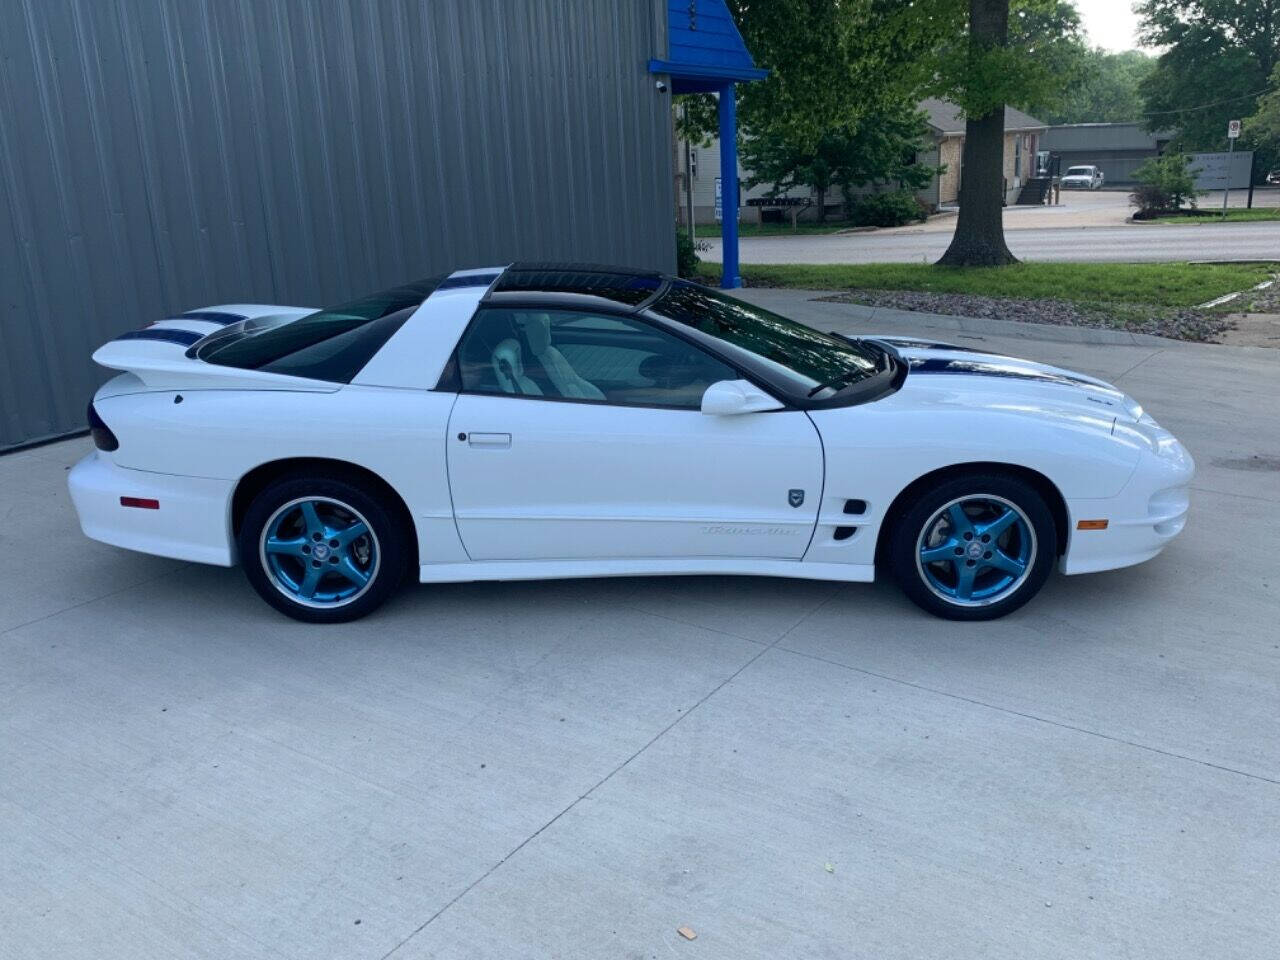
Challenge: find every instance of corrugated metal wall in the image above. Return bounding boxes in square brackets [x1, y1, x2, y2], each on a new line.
[0, 0, 674, 450]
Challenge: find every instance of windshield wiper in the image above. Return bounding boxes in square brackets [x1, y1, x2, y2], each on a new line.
[807, 371, 861, 397]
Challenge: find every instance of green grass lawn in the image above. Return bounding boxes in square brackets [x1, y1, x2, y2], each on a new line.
[1145, 207, 1280, 224]
[694, 261, 1276, 308]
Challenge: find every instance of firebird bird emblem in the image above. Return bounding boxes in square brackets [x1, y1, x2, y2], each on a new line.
[788, 489, 805, 508]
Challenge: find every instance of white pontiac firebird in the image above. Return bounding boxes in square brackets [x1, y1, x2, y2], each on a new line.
[69, 264, 1193, 623]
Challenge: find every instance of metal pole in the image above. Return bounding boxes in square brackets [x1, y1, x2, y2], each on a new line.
[717, 83, 741, 289]
[682, 106, 695, 236]
[1223, 136, 1233, 217]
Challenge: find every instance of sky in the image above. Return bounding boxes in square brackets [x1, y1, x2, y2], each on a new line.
[1074, 0, 1142, 52]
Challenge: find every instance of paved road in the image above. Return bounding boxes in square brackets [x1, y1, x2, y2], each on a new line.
[3, 302, 1278, 959]
[705, 219, 1280, 263]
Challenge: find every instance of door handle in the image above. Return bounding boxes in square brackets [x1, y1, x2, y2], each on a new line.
[467, 432, 511, 449]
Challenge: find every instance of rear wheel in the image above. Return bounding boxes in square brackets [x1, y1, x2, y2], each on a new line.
[239, 473, 408, 622]
[890, 474, 1057, 621]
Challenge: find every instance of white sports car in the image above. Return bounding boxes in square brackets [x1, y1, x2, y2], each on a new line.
[70, 264, 1193, 623]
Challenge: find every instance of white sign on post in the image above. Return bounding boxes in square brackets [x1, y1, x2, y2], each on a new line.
[1190, 151, 1253, 190]
[1227, 119, 1241, 139]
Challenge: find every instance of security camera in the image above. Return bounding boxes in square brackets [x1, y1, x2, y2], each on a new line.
[655, 79, 668, 93]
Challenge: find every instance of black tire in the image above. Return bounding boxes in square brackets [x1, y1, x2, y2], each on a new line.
[889, 473, 1057, 621]
[238, 471, 410, 623]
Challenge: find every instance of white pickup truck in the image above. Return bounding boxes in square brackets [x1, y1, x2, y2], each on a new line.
[1061, 165, 1105, 190]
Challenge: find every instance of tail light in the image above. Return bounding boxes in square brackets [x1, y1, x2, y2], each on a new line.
[87, 402, 119, 451]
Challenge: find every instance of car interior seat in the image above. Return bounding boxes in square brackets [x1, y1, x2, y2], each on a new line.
[518, 313, 606, 400]
[490, 339, 543, 395]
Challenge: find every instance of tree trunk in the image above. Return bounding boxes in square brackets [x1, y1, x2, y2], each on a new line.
[816, 186, 827, 222]
[937, 0, 1017, 267]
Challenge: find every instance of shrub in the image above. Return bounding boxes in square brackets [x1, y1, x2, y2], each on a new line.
[1129, 153, 1202, 216]
[851, 190, 926, 228]
[676, 227, 704, 278]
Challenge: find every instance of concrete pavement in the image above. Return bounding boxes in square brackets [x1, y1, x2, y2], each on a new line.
[2, 297, 1278, 959]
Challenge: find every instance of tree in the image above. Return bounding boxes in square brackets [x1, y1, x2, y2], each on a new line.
[1137, 0, 1280, 155]
[1035, 49, 1156, 124]
[920, 0, 1084, 265]
[936, 0, 1022, 266]
[1243, 63, 1280, 174]
[682, 0, 1083, 265]
[740, 103, 936, 221]
[677, 2, 946, 223]
[678, 1, 934, 154]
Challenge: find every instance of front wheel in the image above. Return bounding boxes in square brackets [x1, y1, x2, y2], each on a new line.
[238, 473, 409, 623]
[890, 474, 1057, 621]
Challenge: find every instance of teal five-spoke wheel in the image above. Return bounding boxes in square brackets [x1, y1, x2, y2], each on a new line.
[890, 473, 1057, 621]
[239, 471, 409, 623]
[915, 495, 1035, 606]
[260, 497, 380, 608]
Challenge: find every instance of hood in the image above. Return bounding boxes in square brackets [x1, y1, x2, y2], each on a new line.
[861, 335, 1147, 429]
[92, 303, 330, 395]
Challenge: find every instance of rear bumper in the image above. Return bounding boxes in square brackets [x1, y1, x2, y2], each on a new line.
[68, 452, 235, 566]
[1061, 437, 1194, 575]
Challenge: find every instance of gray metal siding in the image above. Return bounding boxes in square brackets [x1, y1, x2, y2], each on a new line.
[1055, 151, 1158, 185]
[0, 0, 673, 450]
[1042, 123, 1174, 153]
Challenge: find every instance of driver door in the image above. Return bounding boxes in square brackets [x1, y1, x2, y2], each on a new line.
[445, 308, 823, 561]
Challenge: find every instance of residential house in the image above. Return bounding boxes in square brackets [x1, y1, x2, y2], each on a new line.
[918, 99, 1048, 208]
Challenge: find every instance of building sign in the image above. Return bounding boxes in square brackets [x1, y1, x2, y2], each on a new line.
[1228, 119, 1241, 139]
[1189, 151, 1253, 190]
[714, 177, 722, 222]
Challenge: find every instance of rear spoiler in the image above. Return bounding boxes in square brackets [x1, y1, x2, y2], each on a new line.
[92, 304, 334, 392]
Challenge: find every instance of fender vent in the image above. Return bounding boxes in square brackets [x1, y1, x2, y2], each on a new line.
[834, 526, 857, 541]
[843, 499, 867, 515]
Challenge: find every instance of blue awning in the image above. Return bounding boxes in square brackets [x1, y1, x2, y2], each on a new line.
[648, 0, 766, 93]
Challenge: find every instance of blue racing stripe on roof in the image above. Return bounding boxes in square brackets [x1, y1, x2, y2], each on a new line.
[117, 328, 204, 346]
[908, 357, 1098, 388]
[436, 273, 502, 290]
[180, 310, 247, 325]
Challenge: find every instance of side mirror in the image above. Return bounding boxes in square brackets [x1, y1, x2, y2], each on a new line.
[701, 379, 784, 416]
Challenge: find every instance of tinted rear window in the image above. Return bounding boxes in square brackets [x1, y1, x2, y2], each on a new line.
[195, 277, 442, 383]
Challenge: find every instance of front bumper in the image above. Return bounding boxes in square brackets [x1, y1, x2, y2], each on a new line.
[68, 452, 235, 566]
[1061, 433, 1194, 575]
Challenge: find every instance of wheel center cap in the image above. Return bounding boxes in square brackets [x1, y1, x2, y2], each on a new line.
[967, 542, 983, 559]
[313, 543, 331, 561]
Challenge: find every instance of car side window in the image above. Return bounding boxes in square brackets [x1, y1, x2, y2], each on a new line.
[456, 308, 736, 409]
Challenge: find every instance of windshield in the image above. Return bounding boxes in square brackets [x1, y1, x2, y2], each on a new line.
[195, 277, 443, 382]
[646, 281, 884, 399]
[1066, 167, 1093, 176]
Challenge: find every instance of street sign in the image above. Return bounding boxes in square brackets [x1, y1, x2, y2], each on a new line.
[1190, 150, 1253, 190]
[1228, 119, 1241, 139]
[714, 177, 722, 223]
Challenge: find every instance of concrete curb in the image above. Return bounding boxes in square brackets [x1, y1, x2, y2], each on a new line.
[732, 288, 1191, 348]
